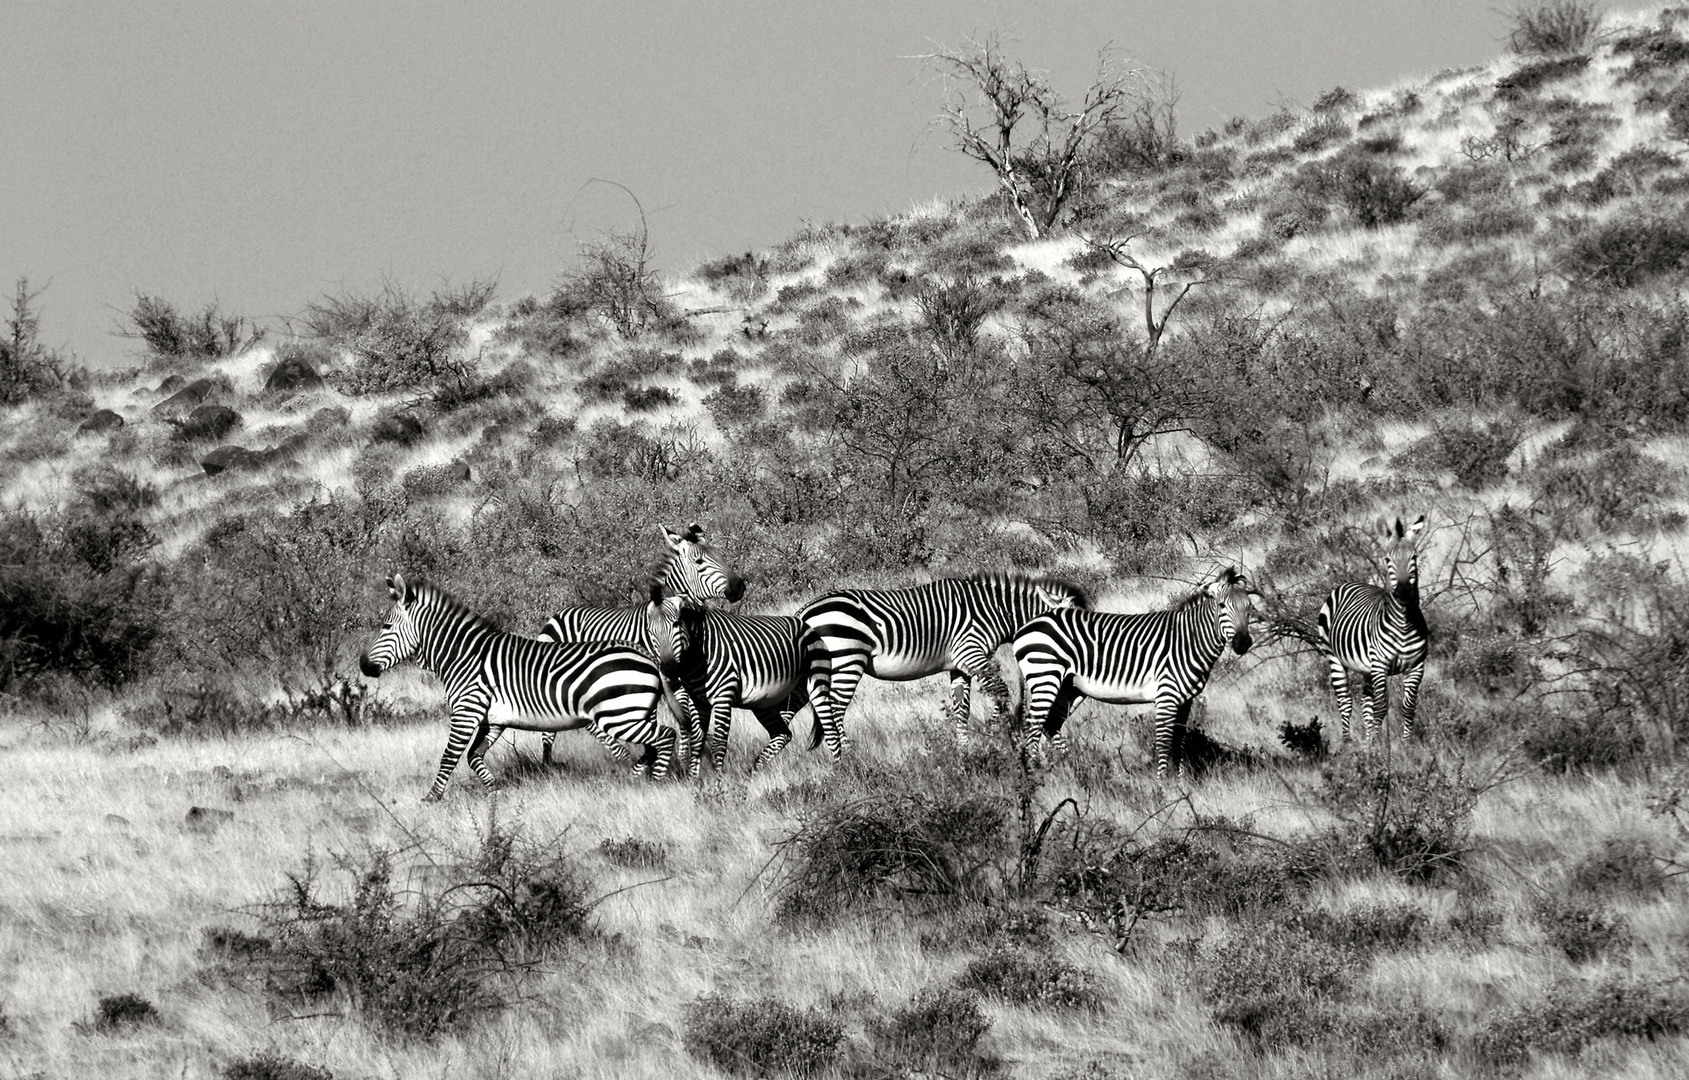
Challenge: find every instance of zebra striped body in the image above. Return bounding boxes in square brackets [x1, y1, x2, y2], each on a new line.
[658, 604, 837, 774]
[1316, 514, 1429, 743]
[359, 575, 678, 801]
[798, 573, 1090, 742]
[533, 522, 744, 764]
[1014, 568, 1253, 779]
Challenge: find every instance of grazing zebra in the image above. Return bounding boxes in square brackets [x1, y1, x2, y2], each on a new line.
[798, 572, 1091, 743]
[654, 601, 838, 774]
[535, 522, 745, 763]
[1316, 514, 1429, 744]
[1013, 567, 1254, 780]
[359, 574, 682, 801]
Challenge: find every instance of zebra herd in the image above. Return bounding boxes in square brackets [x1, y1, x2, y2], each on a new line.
[357, 516, 1430, 802]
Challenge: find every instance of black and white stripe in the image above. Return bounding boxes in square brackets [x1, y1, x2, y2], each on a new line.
[359, 574, 678, 801]
[655, 604, 836, 773]
[1013, 567, 1253, 779]
[798, 573, 1090, 743]
[535, 522, 744, 763]
[1315, 514, 1429, 743]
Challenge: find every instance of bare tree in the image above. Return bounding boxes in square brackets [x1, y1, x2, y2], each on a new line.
[557, 180, 674, 338]
[925, 36, 1141, 239]
[1085, 236, 1221, 355]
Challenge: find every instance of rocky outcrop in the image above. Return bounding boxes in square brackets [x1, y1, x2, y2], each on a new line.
[264, 356, 324, 393]
[176, 404, 242, 442]
[76, 409, 126, 434]
[151, 378, 216, 418]
[200, 445, 264, 475]
[372, 410, 425, 445]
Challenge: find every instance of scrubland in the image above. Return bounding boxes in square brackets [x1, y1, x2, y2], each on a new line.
[7, 5, 1689, 1078]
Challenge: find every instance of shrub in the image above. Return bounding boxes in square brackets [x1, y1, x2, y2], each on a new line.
[1201, 926, 1354, 1050]
[1289, 902, 1429, 955]
[1279, 717, 1329, 761]
[1566, 216, 1689, 287]
[222, 1052, 333, 1080]
[305, 283, 480, 395]
[1507, 2, 1603, 55]
[598, 836, 667, 870]
[1329, 156, 1425, 227]
[1474, 975, 1689, 1066]
[1569, 838, 1666, 897]
[124, 294, 256, 362]
[869, 986, 998, 1078]
[1312, 86, 1360, 112]
[92, 993, 161, 1032]
[1293, 115, 1351, 154]
[1318, 751, 1484, 883]
[958, 948, 1103, 1011]
[621, 385, 678, 412]
[1523, 702, 1648, 774]
[250, 822, 593, 1041]
[705, 382, 767, 427]
[681, 993, 844, 1078]
[1534, 894, 1632, 962]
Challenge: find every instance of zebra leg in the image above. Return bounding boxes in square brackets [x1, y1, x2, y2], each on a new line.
[945, 671, 973, 743]
[1168, 699, 1194, 785]
[541, 732, 556, 765]
[804, 659, 842, 761]
[1020, 672, 1062, 760]
[826, 658, 870, 742]
[708, 692, 736, 772]
[424, 696, 489, 802]
[751, 706, 794, 771]
[646, 727, 676, 780]
[1398, 662, 1426, 741]
[1326, 655, 1356, 741]
[1043, 682, 1077, 755]
[1365, 663, 1390, 743]
[466, 720, 503, 792]
[1152, 696, 1183, 781]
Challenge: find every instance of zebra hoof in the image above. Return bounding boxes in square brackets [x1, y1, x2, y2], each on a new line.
[421, 790, 444, 804]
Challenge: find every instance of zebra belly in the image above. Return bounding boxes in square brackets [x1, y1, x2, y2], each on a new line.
[1070, 670, 1158, 704]
[486, 698, 590, 733]
[865, 645, 950, 681]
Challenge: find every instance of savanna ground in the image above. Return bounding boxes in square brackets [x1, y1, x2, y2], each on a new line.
[8, 4, 1689, 1077]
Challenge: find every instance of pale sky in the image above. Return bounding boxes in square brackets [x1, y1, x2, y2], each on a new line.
[1, 1, 1622, 367]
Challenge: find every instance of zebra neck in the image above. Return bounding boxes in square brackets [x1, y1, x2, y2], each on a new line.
[1393, 579, 1428, 635]
[417, 608, 494, 674]
[1172, 602, 1229, 664]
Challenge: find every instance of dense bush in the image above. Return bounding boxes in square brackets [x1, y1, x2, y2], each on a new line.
[1568, 837, 1666, 897]
[1534, 894, 1632, 962]
[1200, 925, 1354, 1049]
[305, 282, 487, 395]
[92, 993, 161, 1032]
[1318, 751, 1485, 883]
[681, 993, 844, 1078]
[869, 986, 998, 1077]
[1474, 975, 1689, 1067]
[222, 1052, 333, 1080]
[1566, 216, 1689, 287]
[1507, 2, 1604, 56]
[957, 948, 1103, 1011]
[248, 822, 592, 1041]
[125, 294, 256, 362]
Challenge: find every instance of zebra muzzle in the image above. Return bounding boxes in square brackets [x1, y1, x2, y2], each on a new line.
[1232, 629, 1253, 655]
[359, 654, 384, 677]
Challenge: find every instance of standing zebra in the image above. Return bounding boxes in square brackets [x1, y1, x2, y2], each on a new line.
[1014, 567, 1253, 780]
[536, 522, 745, 763]
[359, 574, 683, 801]
[654, 600, 838, 774]
[798, 573, 1091, 743]
[1316, 514, 1429, 744]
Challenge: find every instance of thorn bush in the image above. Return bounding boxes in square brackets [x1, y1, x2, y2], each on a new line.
[680, 993, 844, 1078]
[869, 985, 1000, 1077]
[1474, 975, 1689, 1067]
[222, 1052, 333, 1080]
[1534, 894, 1632, 962]
[92, 993, 161, 1032]
[956, 948, 1104, 1011]
[1568, 837, 1666, 898]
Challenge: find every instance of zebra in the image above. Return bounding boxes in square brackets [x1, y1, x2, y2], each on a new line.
[534, 522, 745, 764]
[1013, 567, 1254, 780]
[1316, 514, 1429, 744]
[798, 572, 1091, 744]
[653, 600, 838, 774]
[358, 573, 683, 801]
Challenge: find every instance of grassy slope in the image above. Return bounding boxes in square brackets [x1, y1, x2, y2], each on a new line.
[7, 7, 1689, 1079]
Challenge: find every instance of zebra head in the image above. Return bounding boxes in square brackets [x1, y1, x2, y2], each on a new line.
[1376, 514, 1426, 600]
[646, 582, 702, 677]
[359, 573, 423, 677]
[1205, 566, 1253, 655]
[658, 522, 746, 604]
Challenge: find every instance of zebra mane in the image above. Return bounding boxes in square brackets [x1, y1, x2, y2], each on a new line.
[965, 570, 1092, 610]
[1170, 586, 1213, 613]
[406, 579, 507, 635]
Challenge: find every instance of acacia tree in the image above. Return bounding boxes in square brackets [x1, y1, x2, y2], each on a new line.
[1084, 236, 1221, 355]
[927, 36, 1140, 239]
[556, 180, 674, 338]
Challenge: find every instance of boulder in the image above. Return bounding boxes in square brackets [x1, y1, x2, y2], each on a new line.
[76, 409, 126, 434]
[184, 806, 234, 834]
[201, 445, 264, 475]
[264, 356, 324, 393]
[176, 403, 242, 442]
[152, 377, 216, 418]
[307, 405, 351, 434]
[155, 374, 185, 394]
[258, 432, 309, 466]
[372, 410, 425, 446]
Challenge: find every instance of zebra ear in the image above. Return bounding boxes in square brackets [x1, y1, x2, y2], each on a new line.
[1375, 514, 1393, 541]
[389, 573, 405, 602]
[687, 521, 705, 541]
[660, 523, 685, 550]
[1407, 514, 1426, 541]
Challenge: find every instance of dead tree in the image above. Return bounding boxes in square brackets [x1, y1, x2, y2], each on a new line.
[926, 36, 1140, 239]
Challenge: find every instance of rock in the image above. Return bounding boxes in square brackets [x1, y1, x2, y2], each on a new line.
[152, 377, 216, 418]
[307, 405, 351, 434]
[258, 433, 309, 467]
[103, 814, 132, 829]
[184, 806, 234, 833]
[200, 445, 264, 475]
[448, 460, 471, 483]
[155, 374, 185, 395]
[76, 409, 125, 434]
[264, 356, 324, 393]
[372, 410, 425, 446]
[176, 404, 242, 442]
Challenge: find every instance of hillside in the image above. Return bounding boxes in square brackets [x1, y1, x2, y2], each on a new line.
[4, 6, 1689, 1079]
